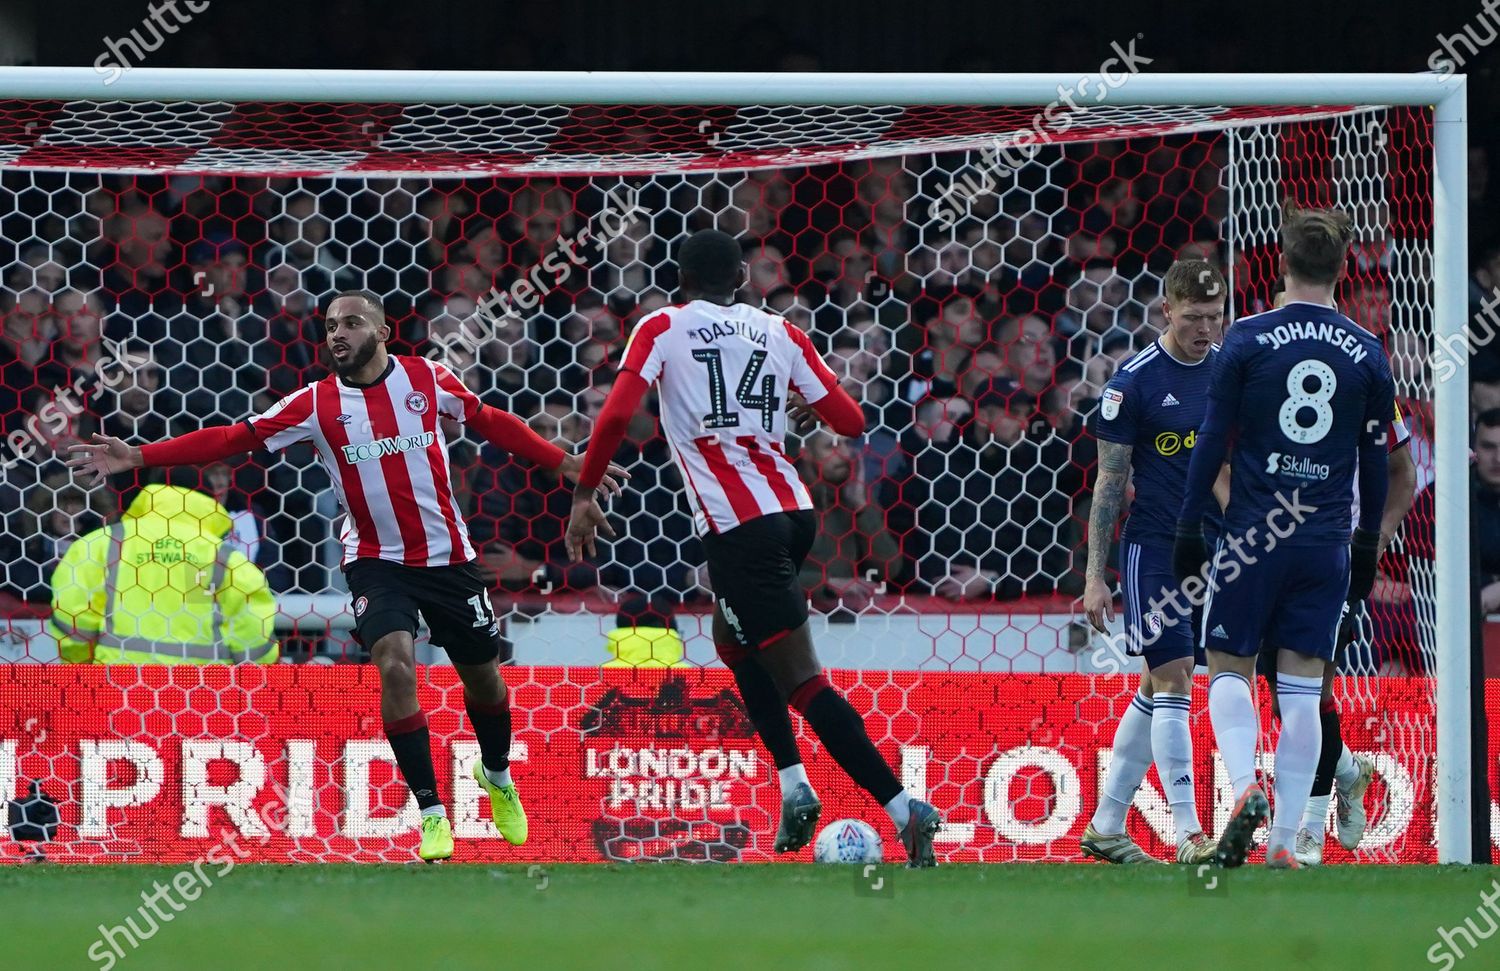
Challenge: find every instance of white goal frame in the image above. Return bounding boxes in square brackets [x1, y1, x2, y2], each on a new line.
[0, 67, 1472, 863]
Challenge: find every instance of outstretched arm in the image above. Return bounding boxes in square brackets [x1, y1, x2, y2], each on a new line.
[468, 406, 566, 469]
[467, 404, 627, 497]
[67, 424, 261, 485]
[794, 384, 866, 438]
[573, 371, 650, 495]
[68, 384, 319, 485]
[564, 372, 649, 562]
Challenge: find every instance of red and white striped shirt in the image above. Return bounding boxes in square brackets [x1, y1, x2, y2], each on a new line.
[245, 355, 480, 568]
[622, 300, 841, 535]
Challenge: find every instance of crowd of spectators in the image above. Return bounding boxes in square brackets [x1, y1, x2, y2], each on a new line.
[0, 125, 1489, 656]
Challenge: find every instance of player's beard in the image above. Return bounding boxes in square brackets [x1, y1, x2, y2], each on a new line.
[332, 339, 378, 378]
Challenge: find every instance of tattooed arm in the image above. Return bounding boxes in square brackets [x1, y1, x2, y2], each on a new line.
[1083, 440, 1132, 633]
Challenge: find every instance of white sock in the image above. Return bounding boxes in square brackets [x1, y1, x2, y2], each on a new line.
[1151, 692, 1202, 841]
[420, 803, 447, 819]
[883, 790, 912, 830]
[1301, 792, 1333, 839]
[1091, 690, 1154, 834]
[1333, 743, 1360, 790]
[1208, 673, 1259, 798]
[778, 763, 811, 794]
[483, 765, 512, 788]
[1270, 673, 1324, 855]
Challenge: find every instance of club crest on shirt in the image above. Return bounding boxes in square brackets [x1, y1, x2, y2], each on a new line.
[404, 391, 429, 415]
[1101, 387, 1124, 421]
[354, 596, 368, 616]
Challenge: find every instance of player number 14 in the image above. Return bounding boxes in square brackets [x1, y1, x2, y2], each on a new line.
[693, 348, 782, 433]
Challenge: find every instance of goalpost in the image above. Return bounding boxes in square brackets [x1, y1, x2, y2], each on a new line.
[0, 68, 1474, 864]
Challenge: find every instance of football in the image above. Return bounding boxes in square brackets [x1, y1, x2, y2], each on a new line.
[813, 819, 884, 864]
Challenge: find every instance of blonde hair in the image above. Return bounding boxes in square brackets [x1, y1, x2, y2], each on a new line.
[1164, 260, 1227, 304]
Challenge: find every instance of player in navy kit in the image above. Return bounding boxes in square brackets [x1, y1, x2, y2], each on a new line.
[1256, 292, 1419, 867]
[1174, 203, 1395, 869]
[1080, 260, 1227, 865]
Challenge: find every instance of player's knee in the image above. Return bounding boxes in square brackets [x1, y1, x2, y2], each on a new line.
[455, 661, 504, 702]
[372, 637, 417, 694]
[378, 664, 416, 702]
[1150, 666, 1192, 695]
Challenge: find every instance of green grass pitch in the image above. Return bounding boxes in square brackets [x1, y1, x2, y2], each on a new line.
[3, 863, 1493, 970]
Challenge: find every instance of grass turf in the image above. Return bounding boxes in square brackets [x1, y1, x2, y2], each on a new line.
[2, 862, 1493, 970]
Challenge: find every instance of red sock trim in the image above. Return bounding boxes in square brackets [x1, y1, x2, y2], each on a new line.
[384, 711, 428, 736]
[788, 674, 831, 714]
[465, 694, 508, 716]
[1320, 697, 1338, 714]
[758, 628, 794, 649]
[715, 641, 750, 667]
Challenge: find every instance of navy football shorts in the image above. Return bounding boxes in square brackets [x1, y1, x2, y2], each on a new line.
[1121, 540, 1206, 669]
[1202, 541, 1350, 662]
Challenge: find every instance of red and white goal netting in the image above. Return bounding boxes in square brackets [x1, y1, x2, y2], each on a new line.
[0, 78, 1476, 864]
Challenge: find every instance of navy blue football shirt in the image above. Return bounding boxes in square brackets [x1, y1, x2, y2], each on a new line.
[1094, 339, 1221, 546]
[1188, 300, 1396, 545]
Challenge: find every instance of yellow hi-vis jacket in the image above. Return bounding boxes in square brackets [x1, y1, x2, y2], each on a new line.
[604, 626, 687, 668]
[48, 485, 279, 664]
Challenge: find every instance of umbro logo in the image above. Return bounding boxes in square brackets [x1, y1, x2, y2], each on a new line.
[1210, 624, 1228, 639]
[336, 414, 353, 425]
[1161, 393, 1180, 407]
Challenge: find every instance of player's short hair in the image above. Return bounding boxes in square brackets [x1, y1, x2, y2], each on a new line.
[329, 289, 386, 322]
[1281, 201, 1354, 287]
[1163, 259, 1227, 304]
[678, 229, 743, 294]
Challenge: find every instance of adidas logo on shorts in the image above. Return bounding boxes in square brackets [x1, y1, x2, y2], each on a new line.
[1209, 624, 1228, 639]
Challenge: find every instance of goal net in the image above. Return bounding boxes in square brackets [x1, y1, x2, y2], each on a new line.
[0, 73, 1475, 864]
